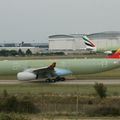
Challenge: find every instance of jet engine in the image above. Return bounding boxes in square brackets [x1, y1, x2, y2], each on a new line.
[17, 72, 37, 80]
[55, 68, 72, 76]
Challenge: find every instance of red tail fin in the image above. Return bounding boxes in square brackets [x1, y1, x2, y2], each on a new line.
[106, 49, 120, 59]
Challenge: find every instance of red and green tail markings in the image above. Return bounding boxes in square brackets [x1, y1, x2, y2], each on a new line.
[82, 35, 95, 47]
[106, 49, 120, 59]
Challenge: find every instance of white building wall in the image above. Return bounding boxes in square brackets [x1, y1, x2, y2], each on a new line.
[94, 39, 120, 50]
[49, 38, 76, 50]
[79, 38, 86, 49]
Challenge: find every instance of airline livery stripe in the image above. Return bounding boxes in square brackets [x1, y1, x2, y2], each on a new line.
[82, 36, 95, 47]
[85, 43, 94, 47]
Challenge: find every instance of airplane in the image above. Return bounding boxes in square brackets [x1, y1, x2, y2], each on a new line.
[82, 35, 116, 54]
[82, 35, 120, 59]
[0, 55, 120, 82]
[106, 49, 120, 58]
[104, 51, 113, 54]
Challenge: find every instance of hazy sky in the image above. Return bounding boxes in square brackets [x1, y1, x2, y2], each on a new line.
[0, 0, 120, 43]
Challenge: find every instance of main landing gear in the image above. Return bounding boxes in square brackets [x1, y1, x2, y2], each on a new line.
[45, 76, 65, 83]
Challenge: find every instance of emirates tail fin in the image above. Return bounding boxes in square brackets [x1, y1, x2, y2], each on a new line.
[82, 35, 96, 51]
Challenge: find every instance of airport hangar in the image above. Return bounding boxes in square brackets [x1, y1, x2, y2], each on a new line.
[49, 34, 84, 51]
[49, 31, 120, 51]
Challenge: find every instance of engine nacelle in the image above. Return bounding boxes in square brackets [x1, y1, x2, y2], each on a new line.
[17, 72, 37, 80]
[55, 68, 72, 76]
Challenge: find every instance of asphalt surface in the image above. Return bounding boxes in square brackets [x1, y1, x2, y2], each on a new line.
[55, 79, 120, 85]
[0, 79, 120, 85]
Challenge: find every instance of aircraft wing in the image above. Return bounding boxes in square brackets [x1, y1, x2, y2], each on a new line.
[24, 62, 56, 72]
[17, 62, 72, 80]
[25, 62, 55, 72]
[33, 62, 56, 78]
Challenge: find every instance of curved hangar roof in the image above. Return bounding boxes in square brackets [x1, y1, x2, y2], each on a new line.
[49, 35, 74, 39]
[49, 31, 120, 40]
[88, 31, 120, 40]
[49, 34, 84, 39]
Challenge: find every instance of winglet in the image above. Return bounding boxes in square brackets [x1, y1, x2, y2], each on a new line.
[106, 49, 120, 59]
[48, 62, 56, 69]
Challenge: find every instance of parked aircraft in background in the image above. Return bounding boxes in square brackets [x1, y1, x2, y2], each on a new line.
[82, 35, 96, 52]
[82, 35, 118, 55]
[106, 49, 120, 58]
[104, 51, 113, 54]
[82, 35, 120, 59]
[0, 55, 120, 82]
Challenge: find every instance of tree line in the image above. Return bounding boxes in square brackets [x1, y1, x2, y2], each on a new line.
[0, 49, 32, 56]
[0, 49, 65, 57]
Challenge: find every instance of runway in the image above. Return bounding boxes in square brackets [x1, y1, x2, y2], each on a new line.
[0, 79, 120, 85]
[55, 79, 120, 85]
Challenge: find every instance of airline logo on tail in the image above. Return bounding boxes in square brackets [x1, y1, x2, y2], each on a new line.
[106, 49, 120, 59]
[82, 35, 96, 51]
[82, 35, 95, 47]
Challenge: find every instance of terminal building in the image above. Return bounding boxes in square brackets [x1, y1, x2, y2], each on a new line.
[49, 31, 120, 51]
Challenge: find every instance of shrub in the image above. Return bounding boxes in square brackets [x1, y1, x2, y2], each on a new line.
[18, 49, 25, 56]
[18, 97, 37, 113]
[0, 95, 37, 113]
[98, 105, 120, 116]
[85, 104, 120, 117]
[2, 96, 18, 112]
[26, 49, 32, 56]
[94, 83, 107, 99]
[3, 89, 8, 98]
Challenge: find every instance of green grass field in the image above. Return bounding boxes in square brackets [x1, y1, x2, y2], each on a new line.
[0, 83, 119, 96]
[0, 54, 105, 60]
[0, 83, 120, 119]
[0, 80, 119, 119]
[30, 115, 120, 120]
